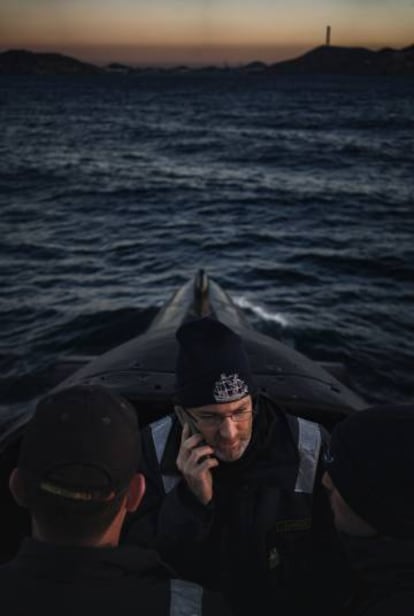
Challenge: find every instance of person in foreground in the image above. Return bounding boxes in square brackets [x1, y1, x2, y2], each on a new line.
[123, 316, 355, 615]
[0, 384, 231, 615]
[323, 403, 414, 616]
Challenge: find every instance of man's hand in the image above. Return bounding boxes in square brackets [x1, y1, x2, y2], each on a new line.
[176, 423, 219, 505]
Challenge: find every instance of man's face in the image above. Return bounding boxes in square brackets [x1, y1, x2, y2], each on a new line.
[188, 394, 254, 462]
[322, 471, 377, 537]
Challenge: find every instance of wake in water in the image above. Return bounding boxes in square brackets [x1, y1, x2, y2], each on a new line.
[234, 296, 290, 328]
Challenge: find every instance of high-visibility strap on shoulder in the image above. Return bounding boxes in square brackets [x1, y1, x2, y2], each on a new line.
[150, 415, 173, 464]
[295, 418, 322, 494]
[149, 414, 180, 494]
[170, 578, 203, 615]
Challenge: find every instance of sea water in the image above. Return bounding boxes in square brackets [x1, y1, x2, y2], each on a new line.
[1, 71, 413, 415]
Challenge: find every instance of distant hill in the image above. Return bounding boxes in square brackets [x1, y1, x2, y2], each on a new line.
[1, 45, 413, 76]
[0, 49, 102, 75]
[268, 44, 414, 76]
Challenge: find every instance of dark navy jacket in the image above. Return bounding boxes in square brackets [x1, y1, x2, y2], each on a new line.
[123, 394, 355, 615]
[0, 538, 231, 615]
[341, 535, 414, 616]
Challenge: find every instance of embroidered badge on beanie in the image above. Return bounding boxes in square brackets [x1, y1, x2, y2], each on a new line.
[213, 373, 249, 403]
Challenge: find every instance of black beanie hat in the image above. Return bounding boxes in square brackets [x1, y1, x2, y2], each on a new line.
[325, 403, 414, 538]
[175, 317, 255, 408]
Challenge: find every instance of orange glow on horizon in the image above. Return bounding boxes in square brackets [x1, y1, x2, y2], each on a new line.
[1, 1, 413, 66]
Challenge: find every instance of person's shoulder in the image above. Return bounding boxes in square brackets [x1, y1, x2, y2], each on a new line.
[0, 555, 20, 575]
[143, 413, 175, 438]
[0, 560, 14, 576]
[139, 412, 180, 473]
[356, 591, 414, 616]
[0, 559, 30, 609]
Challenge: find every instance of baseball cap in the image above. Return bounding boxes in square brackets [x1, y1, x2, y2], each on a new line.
[18, 384, 141, 503]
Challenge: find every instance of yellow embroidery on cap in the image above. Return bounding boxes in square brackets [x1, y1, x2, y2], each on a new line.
[40, 481, 115, 502]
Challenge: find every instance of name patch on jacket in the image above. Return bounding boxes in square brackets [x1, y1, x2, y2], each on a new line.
[266, 517, 313, 573]
[274, 518, 312, 533]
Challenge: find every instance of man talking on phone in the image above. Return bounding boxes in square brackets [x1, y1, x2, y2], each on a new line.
[123, 317, 355, 615]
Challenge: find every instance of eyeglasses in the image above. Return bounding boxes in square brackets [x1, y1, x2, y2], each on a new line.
[184, 407, 256, 428]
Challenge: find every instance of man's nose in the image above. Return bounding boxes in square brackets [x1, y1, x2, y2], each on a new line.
[219, 416, 238, 438]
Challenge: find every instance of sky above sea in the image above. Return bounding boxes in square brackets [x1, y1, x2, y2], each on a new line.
[1, 0, 413, 66]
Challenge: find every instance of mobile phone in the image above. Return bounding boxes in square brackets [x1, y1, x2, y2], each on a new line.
[174, 405, 201, 437]
[174, 405, 215, 463]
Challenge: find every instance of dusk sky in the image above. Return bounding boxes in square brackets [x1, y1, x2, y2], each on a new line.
[1, 0, 413, 66]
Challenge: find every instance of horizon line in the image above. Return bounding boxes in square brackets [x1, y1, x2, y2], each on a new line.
[2, 41, 413, 69]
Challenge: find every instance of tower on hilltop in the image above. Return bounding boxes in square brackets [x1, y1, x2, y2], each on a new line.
[326, 25, 331, 46]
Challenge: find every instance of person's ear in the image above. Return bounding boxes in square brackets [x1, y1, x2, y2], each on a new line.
[9, 468, 27, 508]
[125, 473, 146, 512]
